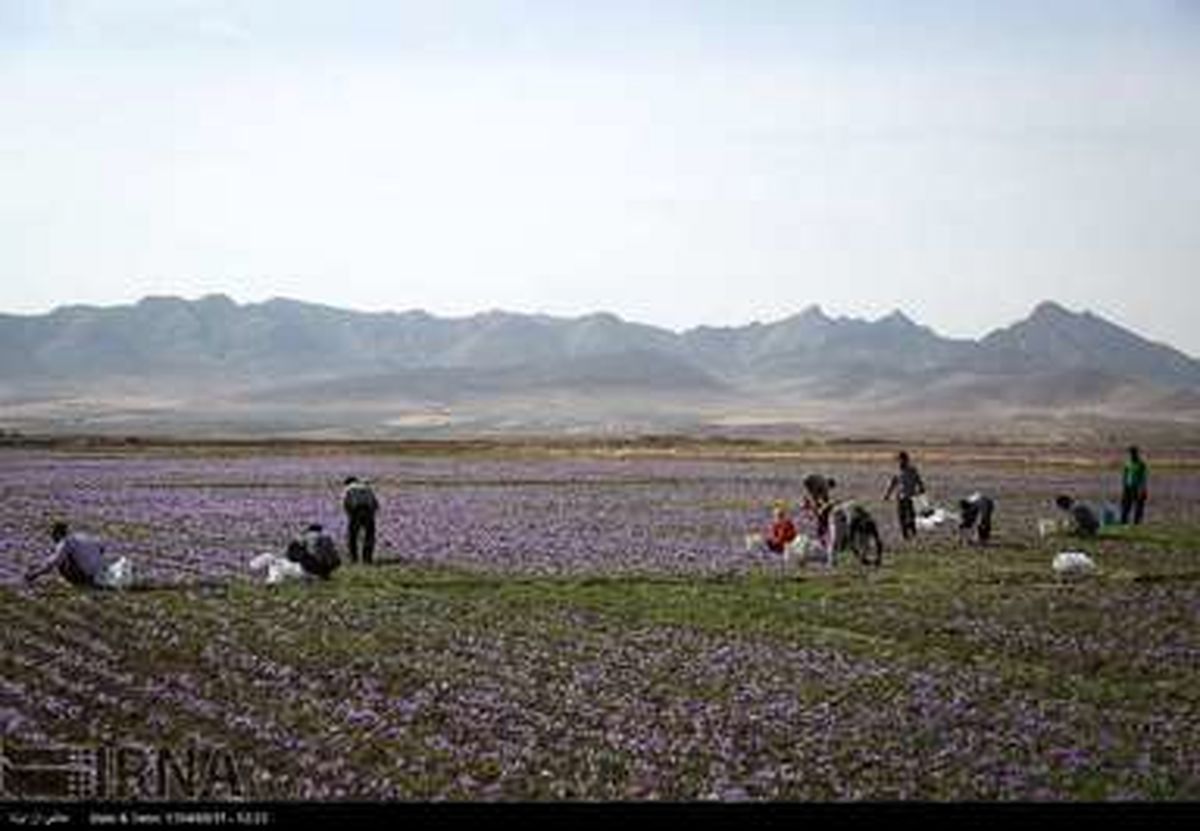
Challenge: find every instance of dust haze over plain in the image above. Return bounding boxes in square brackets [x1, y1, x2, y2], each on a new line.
[1, 1, 1199, 355]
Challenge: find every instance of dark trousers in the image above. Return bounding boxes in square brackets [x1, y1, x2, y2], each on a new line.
[347, 510, 376, 564]
[977, 504, 993, 544]
[1121, 486, 1146, 525]
[849, 516, 884, 566]
[897, 497, 917, 539]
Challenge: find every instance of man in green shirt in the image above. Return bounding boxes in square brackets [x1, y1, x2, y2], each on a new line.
[1120, 446, 1149, 525]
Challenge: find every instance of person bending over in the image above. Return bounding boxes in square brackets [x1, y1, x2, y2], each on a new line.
[958, 493, 995, 546]
[1055, 495, 1100, 539]
[828, 502, 885, 567]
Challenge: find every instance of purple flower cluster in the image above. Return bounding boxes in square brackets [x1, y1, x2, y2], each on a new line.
[4, 584, 1198, 800]
[5, 449, 1197, 583]
[1, 448, 1197, 800]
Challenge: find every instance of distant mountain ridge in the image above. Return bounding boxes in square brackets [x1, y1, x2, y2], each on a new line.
[1, 295, 1198, 436]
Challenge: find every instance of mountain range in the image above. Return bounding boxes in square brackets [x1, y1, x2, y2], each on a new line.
[2, 295, 1198, 439]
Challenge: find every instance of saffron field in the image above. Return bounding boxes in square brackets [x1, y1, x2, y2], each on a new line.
[1, 444, 1198, 800]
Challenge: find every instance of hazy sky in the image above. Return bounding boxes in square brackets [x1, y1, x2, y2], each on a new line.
[2, 1, 1198, 352]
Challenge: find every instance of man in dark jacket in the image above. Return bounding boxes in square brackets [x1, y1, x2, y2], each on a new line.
[884, 451, 926, 540]
[343, 477, 380, 564]
[286, 523, 341, 579]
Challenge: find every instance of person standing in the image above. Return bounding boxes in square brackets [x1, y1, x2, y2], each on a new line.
[801, 473, 837, 544]
[342, 476, 379, 564]
[1120, 446, 1149, 525]
[883, 451, 925, 540]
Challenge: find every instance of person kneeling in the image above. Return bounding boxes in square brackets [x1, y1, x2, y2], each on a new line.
[765, 505, 798, 555]
[746, 506, 799, 558]
[287, 523, 341, 580]
[252, 524, 341, 585]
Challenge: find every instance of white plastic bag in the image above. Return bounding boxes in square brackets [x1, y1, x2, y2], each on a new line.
[915, 507, 961, 531]
[1053, 551, 1096, 578]
[915, 508, 945, 531]
[249, 552, 305, 585]
[266, 558, 305, 585]
[248, 552, 275, 572]
[96, 556, 134, 589]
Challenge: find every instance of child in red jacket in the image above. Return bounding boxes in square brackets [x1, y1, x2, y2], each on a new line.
[745, 505, 799, 557]
[764, 505, 798, 553]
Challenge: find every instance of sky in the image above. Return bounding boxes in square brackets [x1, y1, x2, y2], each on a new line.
[2, 1, 1198, 353]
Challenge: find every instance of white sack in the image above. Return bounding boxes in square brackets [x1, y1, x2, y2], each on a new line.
[249, 552, 306, 585]
[1053, 551, 1096, 578]
[95, 556, 134, 590]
